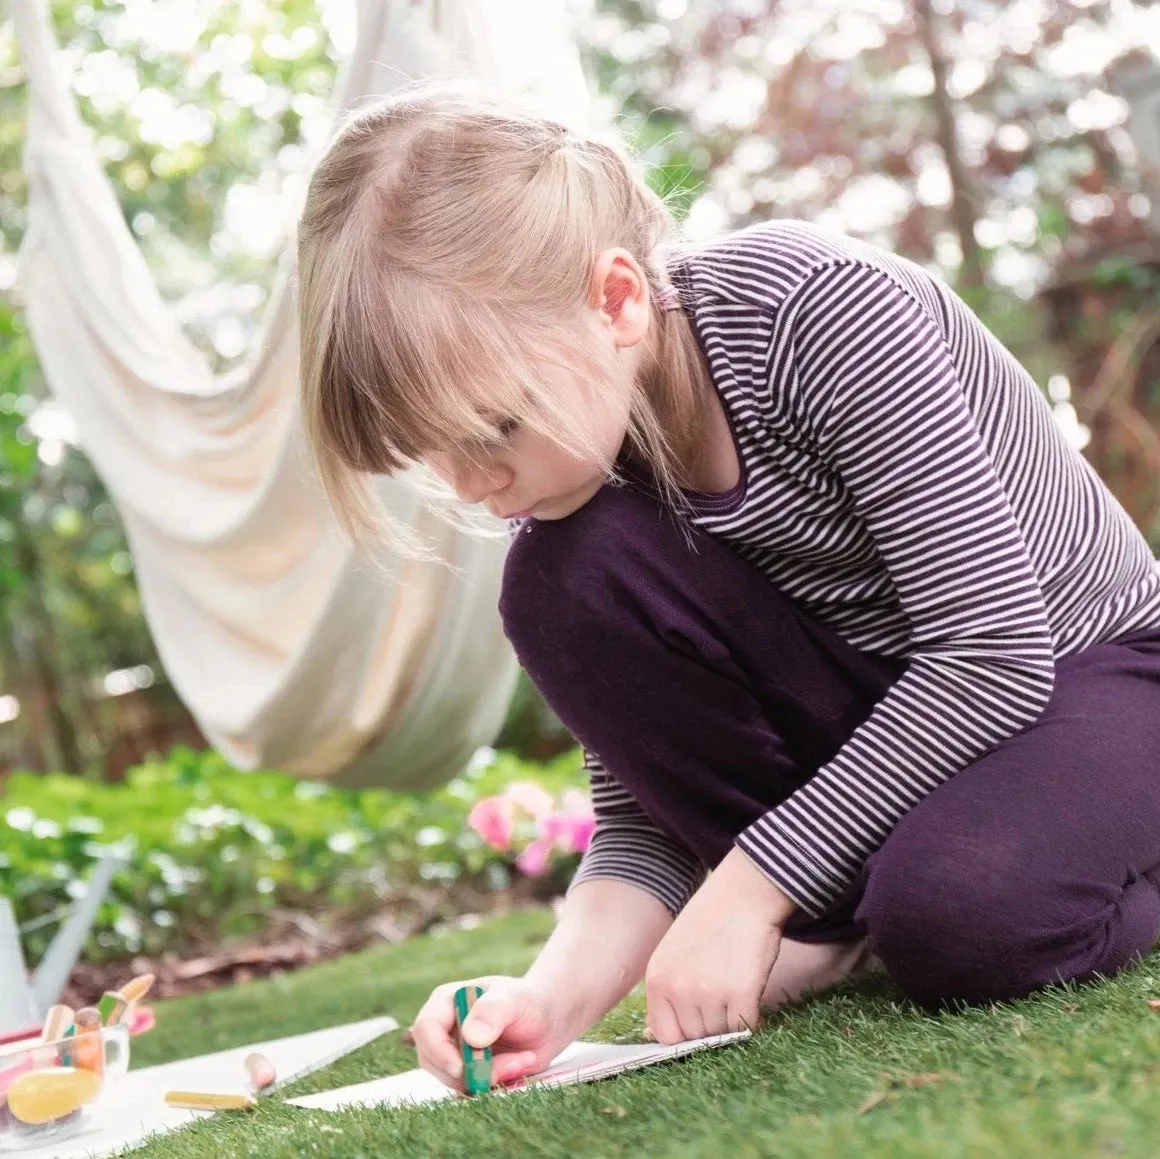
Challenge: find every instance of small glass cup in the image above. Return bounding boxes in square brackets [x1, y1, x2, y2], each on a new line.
[0, 1024, 131, 1152]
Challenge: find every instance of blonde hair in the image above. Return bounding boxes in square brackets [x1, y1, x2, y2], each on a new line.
[297, 82, 710, 556]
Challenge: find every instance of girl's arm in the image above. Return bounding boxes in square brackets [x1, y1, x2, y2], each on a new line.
[409, 875, 670, 1090]
[569, 754, 706, 915]
[527, 754, 703, 1037]
[410, 755, 701, 1083]
[734, 263, 1057, 915]
[523, 877, 673, 1039]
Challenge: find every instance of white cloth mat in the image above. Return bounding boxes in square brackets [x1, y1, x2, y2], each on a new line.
[13, 1015, 397, 1158]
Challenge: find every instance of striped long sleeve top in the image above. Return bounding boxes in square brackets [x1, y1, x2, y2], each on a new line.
[568, 220, 1160, 918]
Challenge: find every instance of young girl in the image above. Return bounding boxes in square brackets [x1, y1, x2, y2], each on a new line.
[297, 84, 1160, 1092]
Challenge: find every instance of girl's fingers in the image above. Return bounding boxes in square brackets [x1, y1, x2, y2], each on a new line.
[678, 1002, 709, 1043]
[727, 998, 760, 1036]
[411, 977, 533, 1090]
[491, 1050, 542, 1086]
[410, 988, 466, 1081]
[412, 1027, 463, 1085]
[426, 1049, 540, 1093]
[460, 984, 532, 1049]
[645, 995, 683, 1045]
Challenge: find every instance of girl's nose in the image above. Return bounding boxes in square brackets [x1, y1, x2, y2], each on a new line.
[451, 460, 507, 506]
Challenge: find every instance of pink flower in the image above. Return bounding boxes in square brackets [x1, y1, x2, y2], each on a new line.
[543, 790, 596, 853]
[559, 788, 591, 815]
[540, 810, 596, 855]
[563, 812, 596, 853]
[467, 795, 515, 852]
[515, 836, 555, 877]
[504, 781, 554, 820]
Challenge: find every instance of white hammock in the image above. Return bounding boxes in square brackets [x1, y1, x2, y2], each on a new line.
[10, 0, 593, 790]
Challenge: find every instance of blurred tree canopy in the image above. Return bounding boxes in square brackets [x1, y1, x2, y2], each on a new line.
[0, 0, 1158, 776]
[583, 0, 1160, 536]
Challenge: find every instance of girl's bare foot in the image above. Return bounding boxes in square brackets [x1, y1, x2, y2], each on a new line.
[760, 936, 875, 1012]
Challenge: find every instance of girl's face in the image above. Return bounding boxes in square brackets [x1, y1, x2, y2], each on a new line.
[425, 359, 634, 522]
[424, 248, 651, 522]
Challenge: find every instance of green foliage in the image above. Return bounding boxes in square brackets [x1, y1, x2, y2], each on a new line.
[0, 745, 585, 964]
[1089, 257, 1160, 295]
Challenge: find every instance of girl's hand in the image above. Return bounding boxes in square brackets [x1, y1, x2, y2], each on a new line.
[645, 847, 796, 1043]
[409, 975, 566, 1091]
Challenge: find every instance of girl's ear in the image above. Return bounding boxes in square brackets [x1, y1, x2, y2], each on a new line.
[591, 247, 650, 348]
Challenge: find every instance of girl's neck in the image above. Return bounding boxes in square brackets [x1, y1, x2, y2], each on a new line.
[683, 378, 741, 495]
[633, 304, 732, 493]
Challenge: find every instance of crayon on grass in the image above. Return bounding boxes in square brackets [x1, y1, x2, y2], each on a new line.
[243, 1052, 276, 1094]
[453, 985, 493, 1096]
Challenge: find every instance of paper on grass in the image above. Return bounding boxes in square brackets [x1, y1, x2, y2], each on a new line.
[18, 1015, 397, 1159]
[287, 1030, 750, 1113]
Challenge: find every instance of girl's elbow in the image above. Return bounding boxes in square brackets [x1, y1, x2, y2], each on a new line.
[1019, 656, 1056, 722]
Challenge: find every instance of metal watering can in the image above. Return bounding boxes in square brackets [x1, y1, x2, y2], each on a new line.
[0, 851, 123, 1035]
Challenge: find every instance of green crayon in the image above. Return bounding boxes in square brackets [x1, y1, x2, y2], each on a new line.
[98, 991, 128, 1026]
[453, 985, 492, 1096]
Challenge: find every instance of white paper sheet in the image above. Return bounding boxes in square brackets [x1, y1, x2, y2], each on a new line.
[13, 1015, 397, 1158]
[287, 1030, 750, 1113]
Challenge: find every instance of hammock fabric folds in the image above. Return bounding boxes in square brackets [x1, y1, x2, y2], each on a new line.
[10, 0, 591, 789]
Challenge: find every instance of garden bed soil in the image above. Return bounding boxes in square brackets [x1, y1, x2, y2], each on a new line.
[60, 880, 558, 1006]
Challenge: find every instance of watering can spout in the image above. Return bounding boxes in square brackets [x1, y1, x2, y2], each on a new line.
[29, 850, 124, 1016]
[0, 898, 38, 1032]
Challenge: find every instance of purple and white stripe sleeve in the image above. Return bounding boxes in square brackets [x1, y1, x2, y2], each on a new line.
[568, 750, 706, 916]
[734, 264, 1057, 914]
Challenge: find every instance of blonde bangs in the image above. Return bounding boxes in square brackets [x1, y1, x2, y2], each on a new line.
[327, 263, 615, 474]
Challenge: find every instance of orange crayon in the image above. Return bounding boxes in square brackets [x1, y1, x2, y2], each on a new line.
[70, 1008, 105, 1081]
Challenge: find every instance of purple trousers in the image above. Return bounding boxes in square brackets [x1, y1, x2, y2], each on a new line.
[501, 483, 1160, 1010]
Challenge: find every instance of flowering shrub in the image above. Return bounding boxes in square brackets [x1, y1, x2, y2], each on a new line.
[0, 744, 588, 964]
[467, 782, 595, 877]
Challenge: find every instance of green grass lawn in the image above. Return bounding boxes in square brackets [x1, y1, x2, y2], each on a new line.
[121, 906, 1160, 1159]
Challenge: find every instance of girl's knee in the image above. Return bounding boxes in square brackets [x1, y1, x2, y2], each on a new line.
[857, 833, 1057, 1008]
[503, 486, 684, 606]
[498, 487, 701, 692]
[858, 835, 1160, 1009]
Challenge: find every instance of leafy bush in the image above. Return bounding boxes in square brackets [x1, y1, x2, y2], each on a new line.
[0, 745, 587, 964]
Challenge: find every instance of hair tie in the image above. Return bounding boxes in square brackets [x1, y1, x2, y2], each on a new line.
[654, 284, 682, 312]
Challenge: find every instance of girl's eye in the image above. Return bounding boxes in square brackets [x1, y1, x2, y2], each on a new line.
[494, 418, 521, 441]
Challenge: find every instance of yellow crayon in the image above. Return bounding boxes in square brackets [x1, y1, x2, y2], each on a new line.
[164, 1090, 257, 1112]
